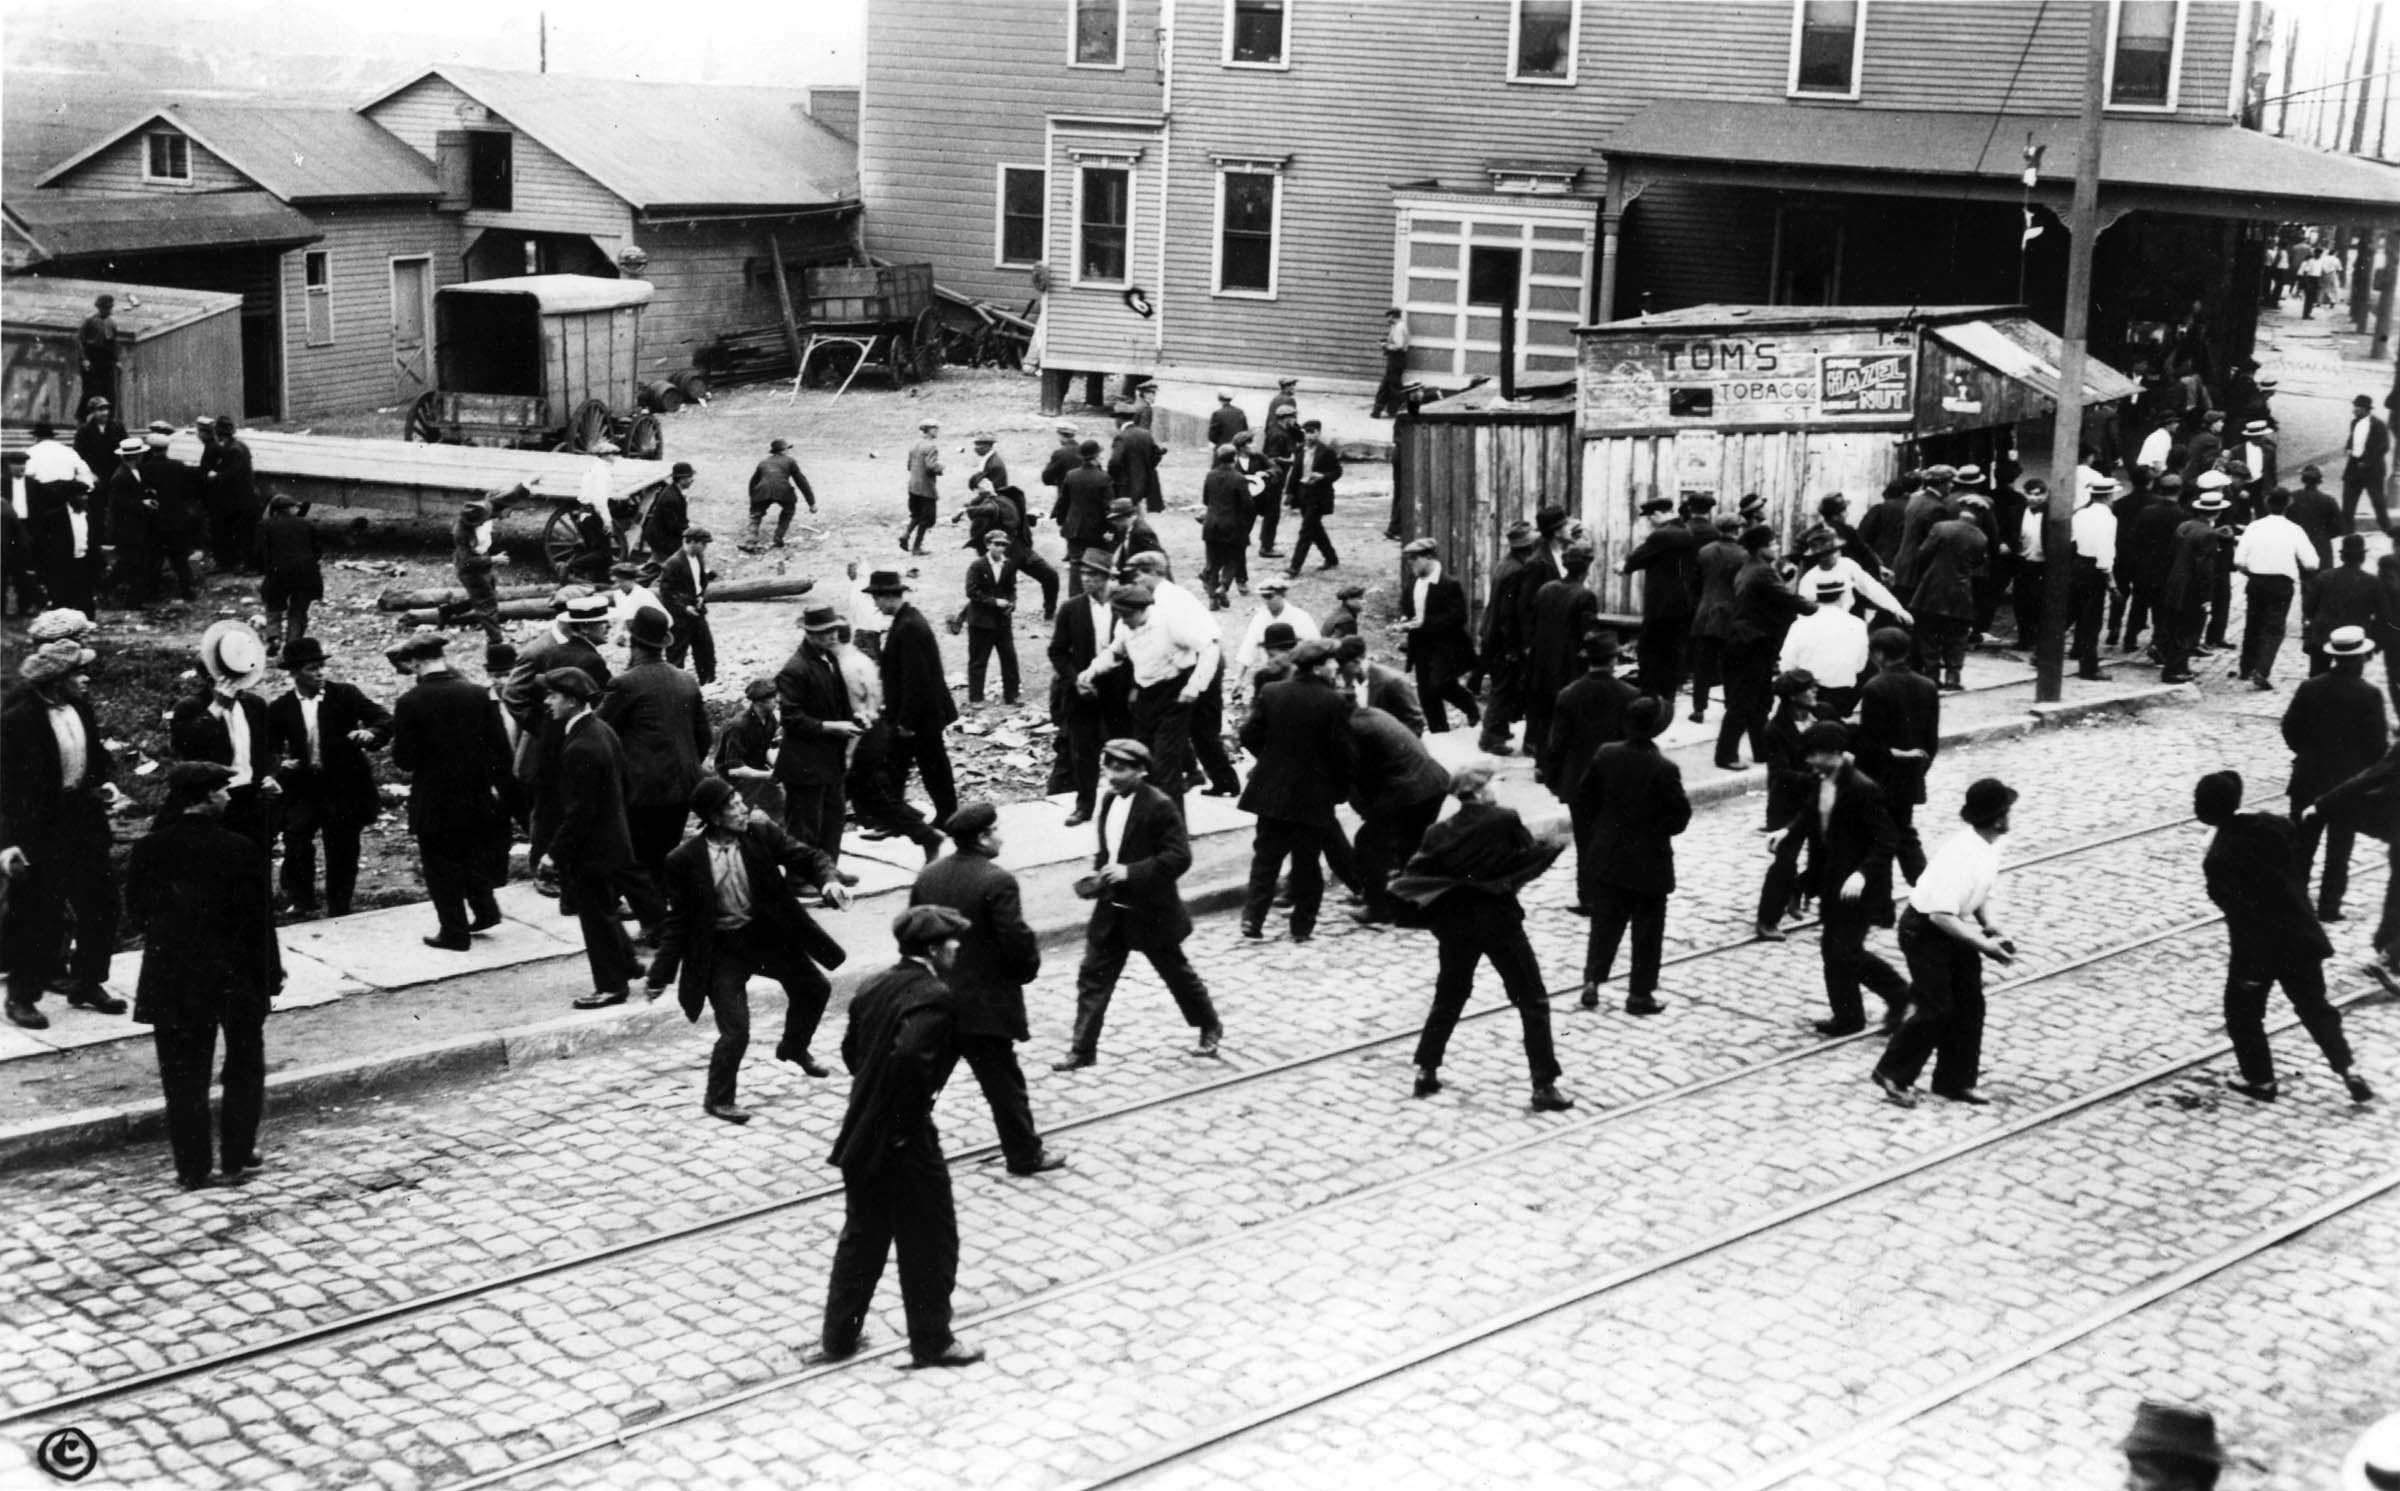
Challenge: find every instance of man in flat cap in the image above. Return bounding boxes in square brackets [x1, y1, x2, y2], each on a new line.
[1284, 419, 1343, 577]
[390, 630, 512, 951]
[745, 437, 816, 551]
[2, 637, 125, 1029]
[1052, 438, 1115, 572]
[820, 904, 983, 1369]
[1397, 537, 1479, 733]
[1475, 519, 1546, 753]
[902, 419, 944, 555]
[267, 637, 391, 918]
[713, 677, 787, 822]
[1239, 639, 1355, 943]
[1049, 556, 1128, 826]
[911, 803, 1067, 1175]
[1871, 777, 2020, 1107]
[1325, 580, 1366, 641]
[544, 668, 645, 1008]
[442, 495, 508, 644]
[775, 602, 865, 862]
[1107, 402, 1165, 514]
[1198, 442, 1254, 609]
[505, 589, 615, 886]
[1057, 739, 1221, 1068]
[1207, 388, 1249, 447]
[645, 776, 852, 1121]
[127, 760, 282, 1189]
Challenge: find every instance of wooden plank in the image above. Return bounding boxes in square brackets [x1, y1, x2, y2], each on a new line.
[768, 232, 807, 371]
[164, 429, 667, 511]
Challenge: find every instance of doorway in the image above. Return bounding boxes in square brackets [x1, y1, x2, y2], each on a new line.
[391, 257, 432, 402]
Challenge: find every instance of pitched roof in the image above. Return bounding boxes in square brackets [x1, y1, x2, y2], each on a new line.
[358, 65, 858, 213]
[34, 104, 442, 201]
[3, 191, 322, 263]
[3, 276, 245, 340]
[1604, 102, 2400, 221]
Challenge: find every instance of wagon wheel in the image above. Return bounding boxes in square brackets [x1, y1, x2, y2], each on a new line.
[911, 307, 945, 380]
[888, 332, 919, 387]
[566, 399, 612, 452]
[624, 413, 664, 461]
[540, 506, 583, 580]
[404, 392, 443, 443]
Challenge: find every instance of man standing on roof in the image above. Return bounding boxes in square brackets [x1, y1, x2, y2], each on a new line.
[744, 437, 815, 551]
[79, 293, 119, 414]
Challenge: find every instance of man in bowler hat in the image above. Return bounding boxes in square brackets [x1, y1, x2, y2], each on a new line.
[268, 636, 391, 917]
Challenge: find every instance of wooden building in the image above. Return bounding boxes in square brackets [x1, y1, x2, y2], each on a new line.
[2, 276, 244, 430]
[860, 0, 2400, 406]
[1391, 392, 1580, 627]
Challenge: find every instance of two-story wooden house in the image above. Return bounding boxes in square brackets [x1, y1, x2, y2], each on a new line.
[861, 0, 2400, 407]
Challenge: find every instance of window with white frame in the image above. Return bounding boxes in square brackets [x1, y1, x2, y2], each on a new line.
[1215, 169, 1279, 295]
[303, 250, 334, 346]
[1509, 0, 1576, 83]
[2107, 0, 2181, 108]
[143, 131, 191, 183]
[1395, 198, 1592, 381]
[1071, 0, 1124, 66]
[997, 166, 1047, 267]
[1789, 0, 1864, 98]
[1076, 165, 1132, 284]
[1228, 0, 1286, 65]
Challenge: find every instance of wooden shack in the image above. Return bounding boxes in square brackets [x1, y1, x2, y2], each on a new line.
[1573, 304, 2137, 610]
[1391, 390, 1580, 630]
[2, 276, 245, 430]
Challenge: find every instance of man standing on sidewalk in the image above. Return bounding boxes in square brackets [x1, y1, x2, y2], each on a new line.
[544, 669, 644, 1009]
[1619, 497, 1697, 710]
[1871, 777, 2019, 1108]
[869, 570, 961, 832]
[268, 637, 390, 919]
[2344, 394, 2393, 536]
[910, 803, 1068, 1176]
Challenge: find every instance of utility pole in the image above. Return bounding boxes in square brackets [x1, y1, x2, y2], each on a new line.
[2352, 2, 2383, 155]
[2038, 4, 2108, 704]
[539, 12, 549, 73]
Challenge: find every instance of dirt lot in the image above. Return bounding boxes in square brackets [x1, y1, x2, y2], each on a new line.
[3, 367, 1406, 934]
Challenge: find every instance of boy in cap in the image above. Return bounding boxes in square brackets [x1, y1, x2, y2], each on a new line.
[1871, 777, 2019, 1107]
[745, 437, 815, 550]
[1325, 581, 1366, 640]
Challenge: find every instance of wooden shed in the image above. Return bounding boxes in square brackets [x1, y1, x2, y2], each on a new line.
[1573, 304, 2136, 610]
[2, 276, 245, 430]
[1391, 390, 1580, 630]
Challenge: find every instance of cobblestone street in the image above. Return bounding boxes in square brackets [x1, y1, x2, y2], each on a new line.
[2, 692, 2393, 1491]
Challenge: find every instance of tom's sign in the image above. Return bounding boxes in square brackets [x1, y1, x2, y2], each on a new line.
[1578, 326, 1917, 430]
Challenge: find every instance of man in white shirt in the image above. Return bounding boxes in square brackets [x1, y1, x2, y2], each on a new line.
[1233, 576, 1319, 690]
[2134, 421, 2174, 486]
[1779, 577, 1870, 710]
[1121, 550, 1241, 796]
[1794, 525, 1909, 623]
[1372, 307, 1410, 419]
[21, 419, 99, 616]
[1872, 777, 2017, 1108]
[608, 560, 667, 650]
[845, 559, 887, 659]
[2069, 477, 2118, 681]
[1079, 580, 1221, 805]
[2231, 486, 2318, 690]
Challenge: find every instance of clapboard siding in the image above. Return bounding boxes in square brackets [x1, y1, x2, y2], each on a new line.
[634, 215, 854, 381]
[46, 129, 253, 196]
[364, 77, 633, 243]
[860, 0, 1163, 309]
[279, 203, 464, 420]
[1621, 181, 1775, 313]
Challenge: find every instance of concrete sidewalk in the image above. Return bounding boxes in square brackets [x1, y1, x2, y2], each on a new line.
[0, 650, 2191, 1172]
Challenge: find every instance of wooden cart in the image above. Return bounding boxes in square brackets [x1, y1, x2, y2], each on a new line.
[405, 275, 664, 460]
[791, 263, 944, 398]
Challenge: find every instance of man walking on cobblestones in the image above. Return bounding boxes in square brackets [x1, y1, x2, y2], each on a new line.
[1239, 640, 1355, 944]
[821, 904, 983, 1369]
[1775, 721, 1912, 1037]
[2283, 627, 2388, 922]
[2193, 770, 2374, 1106]
[1872, 777, 2018, 1107]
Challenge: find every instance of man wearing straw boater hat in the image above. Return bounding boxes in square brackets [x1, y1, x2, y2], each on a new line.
[169, 620, 280, 849]
[2283, 624, 2387, 924]
[2, 634, 126, 1031]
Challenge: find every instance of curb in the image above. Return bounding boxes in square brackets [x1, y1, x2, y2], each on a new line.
[0, 681, 2199, 1175]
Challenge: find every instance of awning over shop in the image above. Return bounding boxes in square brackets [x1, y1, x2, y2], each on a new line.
[1, 191, 322, 265]
[1601, 101, 2400, 226]
[1927, 315, 2139, 407]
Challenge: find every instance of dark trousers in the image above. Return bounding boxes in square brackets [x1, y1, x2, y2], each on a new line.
[1070, 921, 1218, 1058]
[2296, 811, 2355, 915]
[1891, 798, 1928, 884]
[1756, 827, 1813, 928]
[849, 725, 943, 851]
[1715, 639, 1776, 765]
[1876, 912, 1986, 1094]
[2203, 561, 2234, 649]
[1190, 673, 1241, 795]
[2225, 958, 2353, 1088]
[823, 1137, 959, 1361]
[0, 819, 118, 1003]
[1254, 487, 1284, 553]
[2125, 581, 2161, 650]
[2158, 598, 2206, 678]
[1918, 614, 1970, 681]
[2343, 465, 2392, 533]
[1201, 537, 1248, 600]
[1523, 680, 1560, 779]
[154, 1017, 265, 1185]
[1062, 706, 1105, 815]
[966, 626, 1019, 703]
[1413, 898, 1559, 1084]
[2239, 575, 2295, 682]
[1013, 544, 1061, 615]
[1129, 673, 1197, 801]
[418, 823, 499, 935]
[783, 776, 848, 862]
[701, 931, 762, 1107]
[1373, 348, 1407, 417]
[1820, 897, 1909, 1028]
[668, 612, 717, 685]
[1688, 634, 1727, 716]
[1413, 654, 1480, 734]
[563, 866, 642, 994]
[260, 576, 313, 646]
[1244, 818, 1333, 935]
[1287, 510, 1338, 573]
[2105, 576, 2133, 644]
[1357, 796, 1443, 918]
[1480, 654, 1527, 749]
[2068, 562, 2104, 670]
[444, 567, 506, 644]
[625, 804, 685, 927]
[1584, 883, 1666, 1000]
[2014, 561, 2048, 648]
[1636, 619, 1688, 707]
[892, 725, 959, 829]
[959, 1035, 1044, 1170]
[2379, 842, 2400, 955]
[279, 796, 361, 914]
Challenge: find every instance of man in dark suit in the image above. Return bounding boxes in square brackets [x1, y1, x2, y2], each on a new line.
[2283, 626, 2389, 922]
[2, 637, 124, 1029]
[127, 762, 283, 1189]
[1284, 419, 1343, 575]
[2194, 770, 2373, 1105]
[1620, 497, 1698, 709]
[1055, 740, 1222, 1069]
[1544, 630, 1638, 871]
[642, 461, 695, 559]
[1238, 641, 1356, 942]
[138, 425, 200, 603]
[1197, 443, 1253, 608]
[600, 607, 710, 936]
[389, 631, 511, 950]
[1850, 627, 1939, 882]
[644, 776, 851, 1121]
[254, 495, 322, 651]
[1575, 698, 1690, 1016]
[2303, 533, 2379, 676]
[1054, 440, 1115, 571]
[267, 638, 391, 917]
[1107, 405, 1165, 514]
[654, 524, 717, 685]
[1346, 701, 1449, 927]
[543, 669, 644, 1006]
[1475, 520, 1544, 754]
[1718, 528, 1815, 768]
[1337, 636, 1426, 735]
[819, 904, 983, 1370]
[170, 621, 280, 849]
[910, 803, 1067, 1175]
[1050, 558, 1124, 825]
[1527, 544, 1602, 775]
[1396, 538, 1479, 733]
[1907, 505, 1986, 692]
[2343, 394, 2392, 536]
[963, 530, 1022, 705]
[504, 591, 614, 884]
[1774, 721, 1912, 1036]
[868, 569, 960, 832]
[2159, 489, 2226, 684]
[774, 602, 863, 860]
[1106, 497, 1168, 577]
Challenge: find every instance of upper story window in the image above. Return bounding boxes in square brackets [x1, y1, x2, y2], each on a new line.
[467, 131, 513, 212]
[1072, 0, 1124, 66]
[1215, 167, 1281, 296]
[1789, 0, 1865, 99]
[1228, 0, 1287, 66]
[996, 165, 1047, 267]
[1509, 0, 1577, 83]
[143, 131, 191, 183]
[2106, 0, 2183, 109]
[1076, 164, 1132, 284]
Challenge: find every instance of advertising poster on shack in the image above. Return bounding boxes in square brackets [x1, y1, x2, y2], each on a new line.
[1577, 323, 1918, 432]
